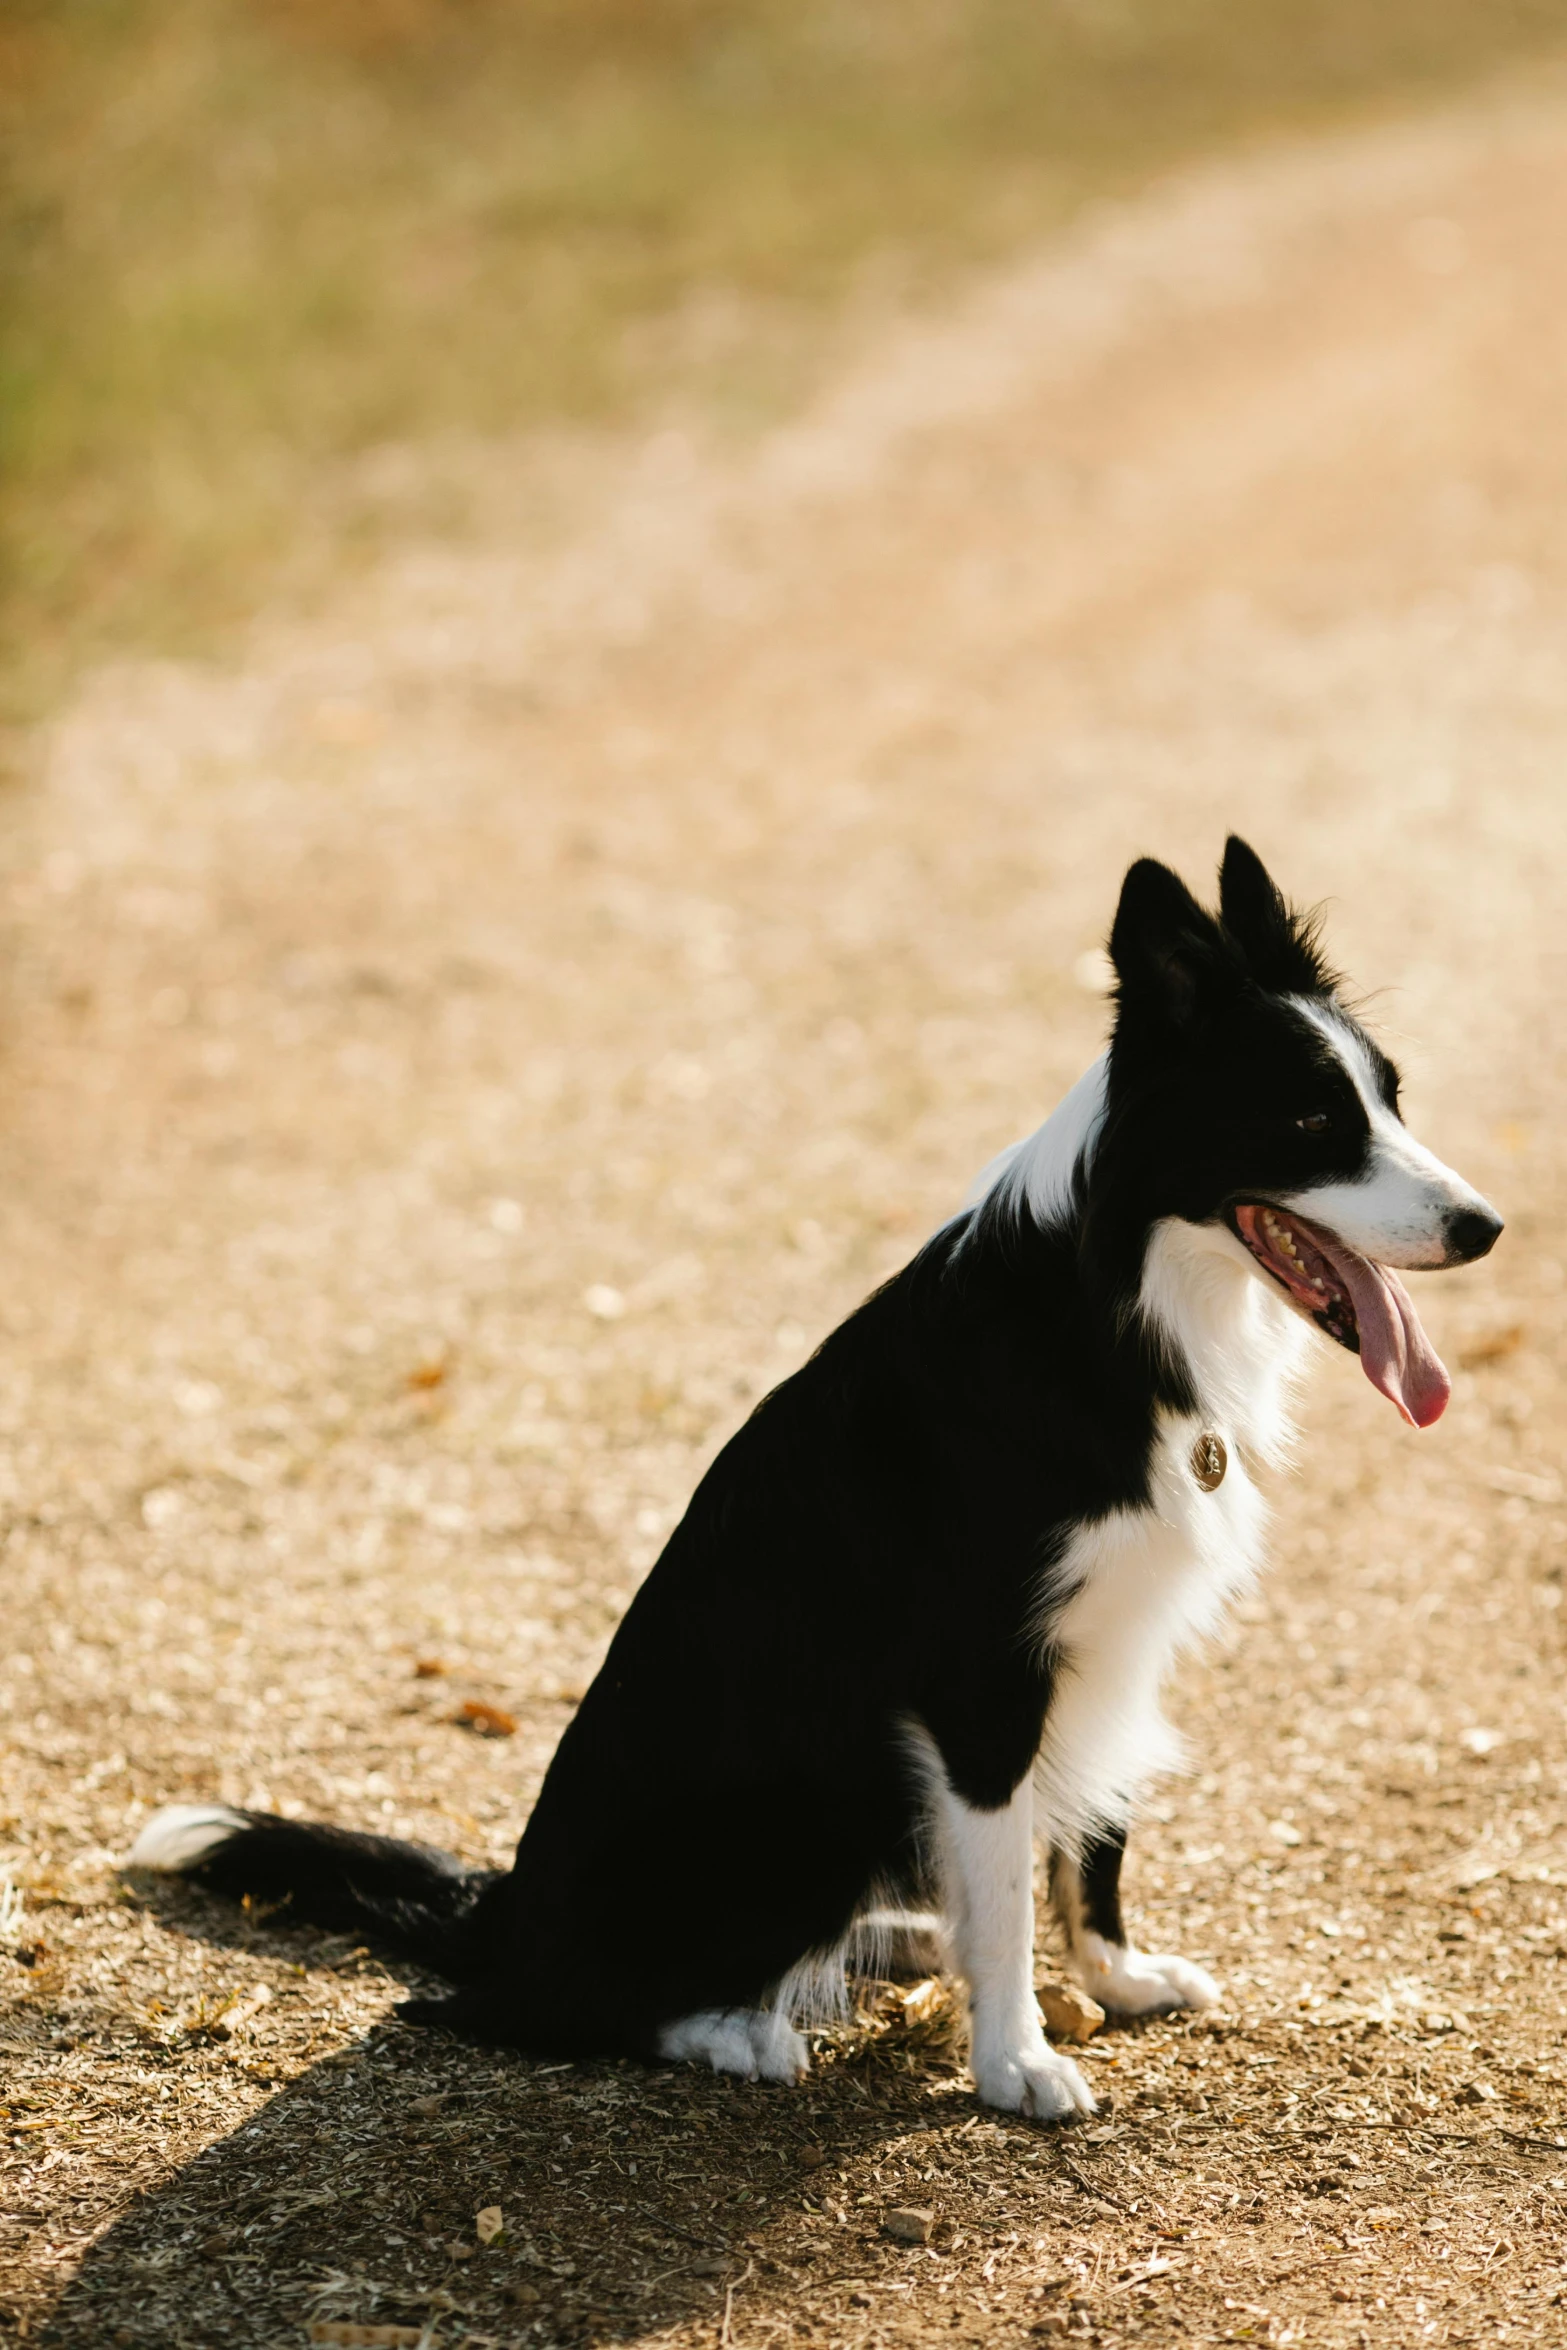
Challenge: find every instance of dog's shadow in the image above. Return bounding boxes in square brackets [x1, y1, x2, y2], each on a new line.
[44, 1878, 1061, 2349]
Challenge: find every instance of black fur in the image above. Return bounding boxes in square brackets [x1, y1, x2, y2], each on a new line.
[179, 1813, 497, 1972]
[1050, 1826, 1129, 1949]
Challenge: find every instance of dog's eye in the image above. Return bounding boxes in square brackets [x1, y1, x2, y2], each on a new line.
[1296, 1112, 1331, 1135]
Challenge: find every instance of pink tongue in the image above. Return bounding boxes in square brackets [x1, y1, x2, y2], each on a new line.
[1311, 1230, 1451, 1429]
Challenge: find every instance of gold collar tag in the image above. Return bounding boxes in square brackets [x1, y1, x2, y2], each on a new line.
[1190, 1431, 1227, 1493]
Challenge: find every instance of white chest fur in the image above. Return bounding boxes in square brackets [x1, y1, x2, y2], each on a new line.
[1032, 1216, 1309, 1853]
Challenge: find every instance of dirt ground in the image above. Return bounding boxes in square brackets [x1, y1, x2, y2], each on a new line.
[5, 68, 1567, 2350]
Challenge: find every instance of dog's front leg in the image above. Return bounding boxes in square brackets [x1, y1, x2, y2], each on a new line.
[937, 1773, 1095, 2123]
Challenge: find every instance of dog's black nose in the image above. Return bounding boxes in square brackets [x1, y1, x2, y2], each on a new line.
[1445, 1204, 1504, 1264]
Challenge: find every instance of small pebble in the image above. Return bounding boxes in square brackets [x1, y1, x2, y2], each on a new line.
[882, 2206, 935, 2245]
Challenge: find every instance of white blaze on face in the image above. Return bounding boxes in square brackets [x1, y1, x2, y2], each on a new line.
[1281, 1002, 1490, 1269]
[1227, 1000, 1503, 1430]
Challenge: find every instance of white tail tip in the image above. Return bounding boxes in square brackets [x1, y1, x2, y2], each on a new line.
[128, 1804, 248, 1872]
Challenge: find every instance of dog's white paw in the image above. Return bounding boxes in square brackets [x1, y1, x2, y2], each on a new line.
[656, 2007, 809, 2083]
[748, 2008, 809, 2084]
[658, 2010, 758, 2077]
[1077, 1934, 1220, 2016]
[972, 2040, 1096, 2123]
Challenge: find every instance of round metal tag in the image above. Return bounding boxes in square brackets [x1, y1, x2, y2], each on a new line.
[1190, 1431, 1227, 1493]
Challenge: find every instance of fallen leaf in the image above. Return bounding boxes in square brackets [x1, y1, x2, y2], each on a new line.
[475, 2204, 505, 2245]
[452, 1699, 517, 1738]
[901, 1977, 950, 2028]
[214, 1983, 272, 2039]
[1115, 2256, 1175, 2285]
[1038, 1979, 1105, 2043]
[1458, 1324, 1524, 1368]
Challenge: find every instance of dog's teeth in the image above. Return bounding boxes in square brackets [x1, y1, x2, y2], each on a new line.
[1311, 1276, 1324, 1290]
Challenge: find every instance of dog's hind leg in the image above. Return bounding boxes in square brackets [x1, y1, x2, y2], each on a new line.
[845, 1905, 948, 1982]
[1050, 1828, 1219, 2016]
[656, 2005, 808, 2083]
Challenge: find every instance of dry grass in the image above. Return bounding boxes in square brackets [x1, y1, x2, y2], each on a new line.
[6, 0, 1567, 714]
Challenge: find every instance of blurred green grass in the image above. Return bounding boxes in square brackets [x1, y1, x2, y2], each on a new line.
[4, 0, 1566, 716]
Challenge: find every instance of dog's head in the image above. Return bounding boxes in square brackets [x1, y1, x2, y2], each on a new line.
[1101, 835, 1501, 1427]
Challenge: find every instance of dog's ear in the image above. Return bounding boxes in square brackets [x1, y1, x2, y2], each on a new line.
[1218, 834, 1329, 993]
[1108, 856, 1225, 1028]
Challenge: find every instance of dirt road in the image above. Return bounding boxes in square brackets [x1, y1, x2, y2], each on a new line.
[5, 69, 1567, 2350]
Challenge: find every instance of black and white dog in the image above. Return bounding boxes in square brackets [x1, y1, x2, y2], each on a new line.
[132, 839, 1501, 2121]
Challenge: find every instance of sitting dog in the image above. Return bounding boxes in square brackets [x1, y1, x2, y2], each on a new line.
[132, 837, 1500, 2119]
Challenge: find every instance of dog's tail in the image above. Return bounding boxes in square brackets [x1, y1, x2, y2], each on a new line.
[128, 1804, 500, 1979]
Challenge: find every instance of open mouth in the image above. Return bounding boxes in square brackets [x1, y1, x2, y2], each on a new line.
[1229, 1202, 1450, 1430]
